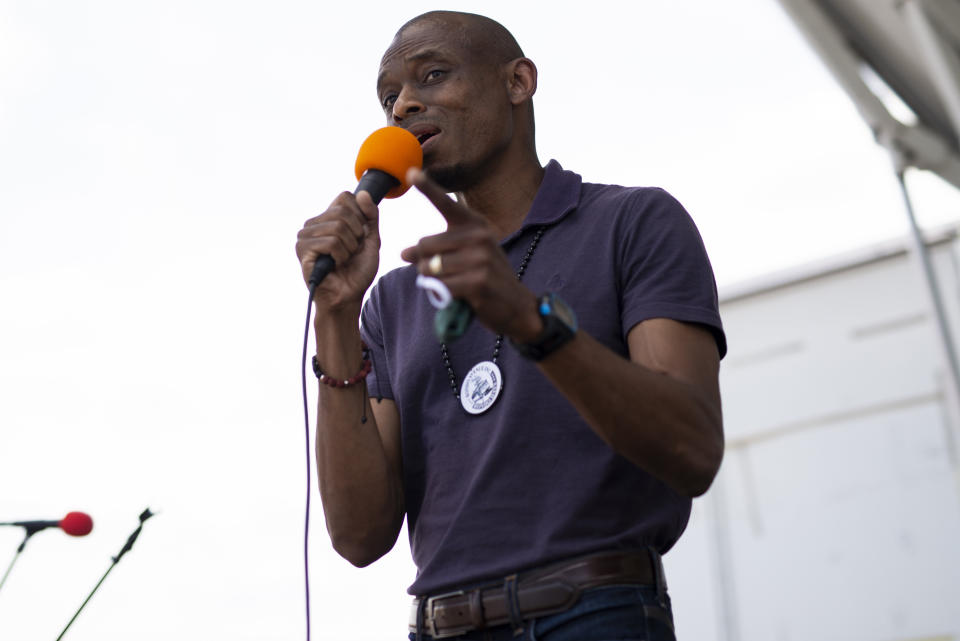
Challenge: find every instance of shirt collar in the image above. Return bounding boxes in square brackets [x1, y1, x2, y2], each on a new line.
[503, 160, 581, 244]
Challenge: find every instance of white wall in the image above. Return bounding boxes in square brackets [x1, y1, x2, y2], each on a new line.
[666, 232, 960, 641]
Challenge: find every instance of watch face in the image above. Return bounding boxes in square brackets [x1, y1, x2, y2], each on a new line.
[545, 294, 577, 332]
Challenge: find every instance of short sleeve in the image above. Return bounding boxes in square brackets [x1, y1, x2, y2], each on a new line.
[360, 282, 395, 400]
[617, 188, 726, 358]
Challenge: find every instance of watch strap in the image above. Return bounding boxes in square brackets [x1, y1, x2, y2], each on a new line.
[511, 294, 577, 361]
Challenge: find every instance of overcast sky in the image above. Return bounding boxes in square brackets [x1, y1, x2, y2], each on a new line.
[2, 1, 959, 640]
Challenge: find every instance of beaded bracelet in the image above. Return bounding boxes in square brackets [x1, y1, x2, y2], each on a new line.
[311, 355, 372, 388]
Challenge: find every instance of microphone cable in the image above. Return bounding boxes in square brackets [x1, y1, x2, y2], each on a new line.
[300, 283, 320, 641]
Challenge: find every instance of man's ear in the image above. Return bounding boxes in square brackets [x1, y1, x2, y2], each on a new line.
[506, 57, 537, 105]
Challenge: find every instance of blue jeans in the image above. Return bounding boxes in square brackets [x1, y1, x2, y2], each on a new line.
[408, 585, 676, 641]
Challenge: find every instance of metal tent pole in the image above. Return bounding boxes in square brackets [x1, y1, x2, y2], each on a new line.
[899, 0, 960, 416]
[891, 157, 960, 469]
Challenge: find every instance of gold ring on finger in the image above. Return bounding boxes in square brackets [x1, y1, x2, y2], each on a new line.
[428, 254, 443, 276]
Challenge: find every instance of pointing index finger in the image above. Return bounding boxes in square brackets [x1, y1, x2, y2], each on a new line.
[407, 168, 483, 228]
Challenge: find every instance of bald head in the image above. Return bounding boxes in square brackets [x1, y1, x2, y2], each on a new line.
[395, 11, 524, 67]
[377, 11, 538, 192]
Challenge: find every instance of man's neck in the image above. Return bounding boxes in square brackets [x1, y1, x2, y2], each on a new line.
[457, 149, 545, 239]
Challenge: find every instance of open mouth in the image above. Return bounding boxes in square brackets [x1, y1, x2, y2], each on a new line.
[410, 126, 441, 147]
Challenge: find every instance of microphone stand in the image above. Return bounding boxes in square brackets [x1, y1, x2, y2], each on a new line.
[55, 508, 155, 641]
[0, 524, 48, 596]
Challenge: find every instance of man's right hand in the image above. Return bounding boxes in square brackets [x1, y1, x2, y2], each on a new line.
[296, 190, 381, 312]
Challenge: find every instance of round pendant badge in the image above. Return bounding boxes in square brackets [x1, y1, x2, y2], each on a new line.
[460, 361, 503, 415]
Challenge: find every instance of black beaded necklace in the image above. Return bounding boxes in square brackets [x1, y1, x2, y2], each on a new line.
[441, 227, 545, 412]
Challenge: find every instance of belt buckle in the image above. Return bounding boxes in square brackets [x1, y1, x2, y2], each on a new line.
[426, 589, 467, 639]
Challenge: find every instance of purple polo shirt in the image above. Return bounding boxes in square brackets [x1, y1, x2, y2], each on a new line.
[361, 160, 725, 596]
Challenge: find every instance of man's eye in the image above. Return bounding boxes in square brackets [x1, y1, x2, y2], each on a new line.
[424, 69, 445, 82]
[382, 95, 397, 109]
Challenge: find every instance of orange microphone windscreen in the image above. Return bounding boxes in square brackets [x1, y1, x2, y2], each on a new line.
[354, 127, 423, 199]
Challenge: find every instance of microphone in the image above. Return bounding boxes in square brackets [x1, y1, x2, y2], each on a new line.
[1, 511, 94, 537]
[0, 512, 94, 595]
[308, 126, 423, 287]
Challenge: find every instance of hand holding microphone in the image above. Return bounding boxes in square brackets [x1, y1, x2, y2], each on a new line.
[296, 127, 423, 310]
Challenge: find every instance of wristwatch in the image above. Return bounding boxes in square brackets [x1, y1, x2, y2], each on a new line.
[511, 293, 578, 361]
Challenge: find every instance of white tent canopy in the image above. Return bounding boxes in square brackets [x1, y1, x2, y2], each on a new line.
[777, 0, 960, 186]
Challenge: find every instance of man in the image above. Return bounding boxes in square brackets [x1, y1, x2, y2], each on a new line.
[295, 10, 725, 640]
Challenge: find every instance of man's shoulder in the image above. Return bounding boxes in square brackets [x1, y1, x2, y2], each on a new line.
[537, 161, 687, 228]
[580, 178, 680, 210]
[575, 178, 690, 230]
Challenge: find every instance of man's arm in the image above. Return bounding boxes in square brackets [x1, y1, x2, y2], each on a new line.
[296, 191, 405, 566]
[313, 312, 405, 566]
[533, 317, 722, 497]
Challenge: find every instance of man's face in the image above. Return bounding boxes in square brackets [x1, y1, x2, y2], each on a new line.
[376, 19, 514, 191]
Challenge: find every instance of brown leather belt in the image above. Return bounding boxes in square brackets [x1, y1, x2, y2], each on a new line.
[408, 549, 666, 638]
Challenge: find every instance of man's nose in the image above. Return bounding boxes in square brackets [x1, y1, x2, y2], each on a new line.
[392, 86, 424, 122]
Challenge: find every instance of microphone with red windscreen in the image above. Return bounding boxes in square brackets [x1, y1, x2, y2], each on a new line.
[308, 126, 423, 288]
[0, 511, 94, 596]
[1, 511, 94, 537]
